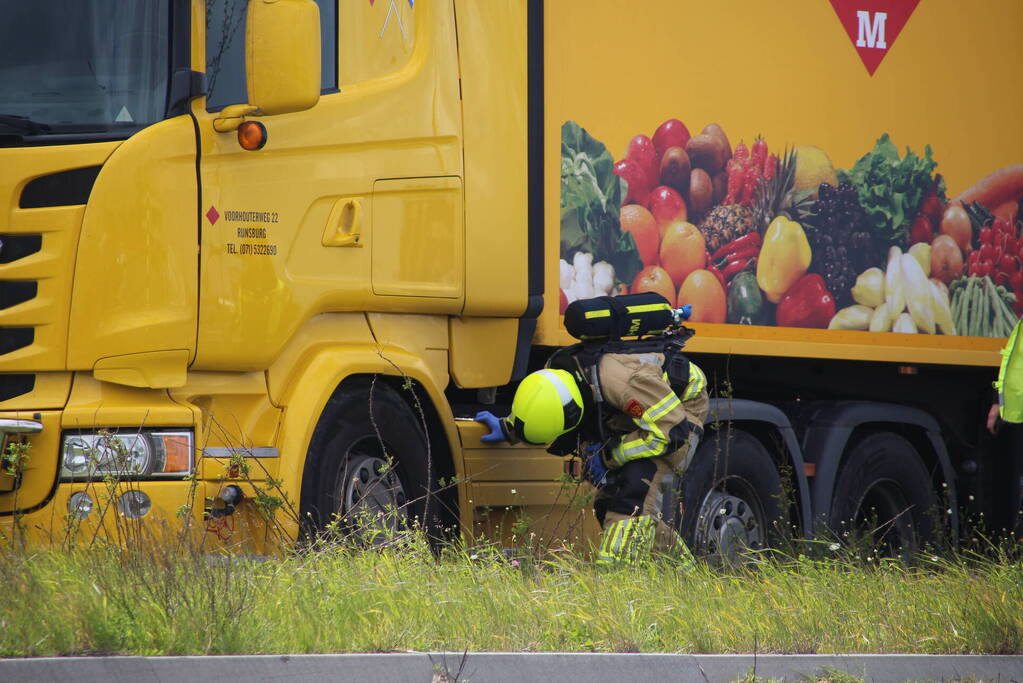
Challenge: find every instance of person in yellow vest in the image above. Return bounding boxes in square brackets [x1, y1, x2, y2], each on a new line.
[987, 318, 1023, 538]
[475, 350, 709, 565]
[987, 318, 1023, 434]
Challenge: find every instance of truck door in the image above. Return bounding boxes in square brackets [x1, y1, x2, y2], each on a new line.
[192, 0, 463, 371]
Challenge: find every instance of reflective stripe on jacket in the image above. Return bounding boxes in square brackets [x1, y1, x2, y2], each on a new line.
[598, 352, 707, 468]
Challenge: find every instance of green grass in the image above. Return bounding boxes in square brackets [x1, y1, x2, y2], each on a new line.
[0, 535, 1020, 656]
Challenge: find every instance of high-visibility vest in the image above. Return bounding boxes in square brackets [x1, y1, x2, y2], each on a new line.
[995, 319, 1023, 424]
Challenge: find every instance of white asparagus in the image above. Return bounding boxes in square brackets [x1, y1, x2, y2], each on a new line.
[869, 302, 894, 332]
[900, 253, 936, 334]
[892, 312, 917, 333]
[885, 246, 906, 316]
[928, 278, 956, 335]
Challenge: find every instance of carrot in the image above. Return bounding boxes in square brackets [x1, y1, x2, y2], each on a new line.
[952, 164, 1023, 209]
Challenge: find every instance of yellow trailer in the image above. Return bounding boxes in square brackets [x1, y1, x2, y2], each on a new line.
[0, 0, 1020, 554]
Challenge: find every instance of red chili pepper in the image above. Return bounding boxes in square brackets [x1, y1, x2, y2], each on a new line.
[724, 161, 745, 204]
[739, 165, 761, 206]
[775, 273, 835, 328]
[722, 256, 757, 281]
[734, 141, 749, 162]
[751, 136, 768, 171]
[716, 245, 760, 270]
[763, 154, 778, 181]
[711, 231, 763, 262]
[705, 264, 726, 290]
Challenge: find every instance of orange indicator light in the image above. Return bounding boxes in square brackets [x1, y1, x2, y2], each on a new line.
[238, 121, 267, 151]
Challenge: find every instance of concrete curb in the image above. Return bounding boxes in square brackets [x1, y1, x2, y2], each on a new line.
[2, 652, 1021, 682]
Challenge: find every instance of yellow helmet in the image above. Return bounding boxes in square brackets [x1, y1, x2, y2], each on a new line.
[509, 369, 584, 445]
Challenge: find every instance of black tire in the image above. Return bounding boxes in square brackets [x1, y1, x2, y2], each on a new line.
[300, 378, 436, 544]
[678, 428, 788, 560]
[828, 432, 937, 557]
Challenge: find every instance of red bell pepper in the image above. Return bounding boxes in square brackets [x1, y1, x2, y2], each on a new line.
[775, 273, 835, 328]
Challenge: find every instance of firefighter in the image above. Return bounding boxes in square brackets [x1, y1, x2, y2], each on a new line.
[475, 349, 708, 565]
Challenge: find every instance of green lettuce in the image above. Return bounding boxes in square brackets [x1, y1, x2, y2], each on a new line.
[837, 133, 945, 249]
[561, 121, 643, 286]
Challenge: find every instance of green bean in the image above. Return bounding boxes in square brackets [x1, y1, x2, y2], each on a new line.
[975, 278, 989, 337]
[993, 282, 1010, 337]
[967, 278, 981, 336]
[986, 279, 1000, 337]
[952, 290, 963, 331]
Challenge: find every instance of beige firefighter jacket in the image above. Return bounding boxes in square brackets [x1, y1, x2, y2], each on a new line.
[596, 351, 709, 469]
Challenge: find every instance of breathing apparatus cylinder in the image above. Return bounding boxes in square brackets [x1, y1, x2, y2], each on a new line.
[563, 292, 691, 341]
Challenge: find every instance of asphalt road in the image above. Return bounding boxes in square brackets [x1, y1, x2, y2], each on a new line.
[1, 653, 1021, 682]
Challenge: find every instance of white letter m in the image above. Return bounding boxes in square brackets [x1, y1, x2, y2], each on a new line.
[855, 10, 888, 49]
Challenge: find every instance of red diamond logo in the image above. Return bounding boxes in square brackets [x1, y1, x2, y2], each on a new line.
[206, 206, 220, 225]
[829, 0, 921, 76]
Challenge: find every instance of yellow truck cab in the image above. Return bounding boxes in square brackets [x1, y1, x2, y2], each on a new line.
[1, 0, 538, 549]
[1, 0, 1021, 556]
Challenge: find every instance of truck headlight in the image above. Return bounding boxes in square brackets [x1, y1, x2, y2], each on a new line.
[60, 430, 193, 480]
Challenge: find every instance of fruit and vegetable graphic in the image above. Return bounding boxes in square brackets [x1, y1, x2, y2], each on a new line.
[561, 118, 1023, 337]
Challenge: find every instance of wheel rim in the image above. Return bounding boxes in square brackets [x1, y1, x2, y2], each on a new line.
[693, 479, 766, 560]
[339, 450, 409, 542]
[852, 478, 915, 556]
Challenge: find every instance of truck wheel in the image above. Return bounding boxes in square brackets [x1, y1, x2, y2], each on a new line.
[828, 432, 936, 557]
[301, 379, 435, 545]
[677, 428, 787, 561]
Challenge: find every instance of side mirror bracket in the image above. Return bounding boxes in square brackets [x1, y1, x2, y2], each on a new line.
[213, 104, 259, 133]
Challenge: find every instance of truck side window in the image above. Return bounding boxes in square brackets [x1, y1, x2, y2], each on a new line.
[339, 0, 416, 87]
[205, 0, 337, 111]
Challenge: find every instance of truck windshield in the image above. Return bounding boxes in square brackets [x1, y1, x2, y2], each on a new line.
[0, 1, 170, 143]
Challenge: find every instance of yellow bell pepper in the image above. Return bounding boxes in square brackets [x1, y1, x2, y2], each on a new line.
[756, 216, 812, 303]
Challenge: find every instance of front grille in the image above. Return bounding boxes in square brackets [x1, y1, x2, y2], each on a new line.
[0, 375, 34, 402]
[0, 235, 42, 264]
[4, 146, 114, 377]
[0, 328, 33, 355]
[19, 166, 101, 209]
[0, 282, 36, 310]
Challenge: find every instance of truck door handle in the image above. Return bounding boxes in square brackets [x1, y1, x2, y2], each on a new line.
[322, 197, 363, 247]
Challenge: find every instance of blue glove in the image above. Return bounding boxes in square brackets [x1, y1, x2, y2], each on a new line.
[475, 411, 506, 443]
[583, 444, 608, 486]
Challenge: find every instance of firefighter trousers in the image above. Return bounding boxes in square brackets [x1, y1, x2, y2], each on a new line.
[592, 433, 700, 565]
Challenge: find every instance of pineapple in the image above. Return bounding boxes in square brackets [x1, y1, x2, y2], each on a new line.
[752, 147, 814, 233]
[698, 204, 755, 253]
